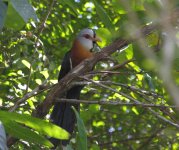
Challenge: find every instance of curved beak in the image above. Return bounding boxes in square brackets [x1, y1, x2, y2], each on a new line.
[92, 36, 102, 42]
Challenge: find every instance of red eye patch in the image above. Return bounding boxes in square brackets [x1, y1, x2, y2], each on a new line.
[83, 34, 91, 39]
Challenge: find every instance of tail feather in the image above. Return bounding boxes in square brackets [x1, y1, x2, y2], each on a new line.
[50, 86, 83, 147]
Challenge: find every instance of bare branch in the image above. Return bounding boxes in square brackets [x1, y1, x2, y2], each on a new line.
[55, 97, 179, 128]
[36, 0, 56, 35]
[98, 81, 162, 98]
[80, 76, 141, 103]
[148, 108, 179, 128]
[33, 24, 159, 118]
[104, 59, 136, 71]
[55, 98, 178, 109]
[9, 80, 53, 112]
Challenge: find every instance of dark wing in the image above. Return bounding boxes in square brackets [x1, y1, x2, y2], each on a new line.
[50, 50, 83, 147]
[58, 51, 71, 81]
[50, 50, 71, 124]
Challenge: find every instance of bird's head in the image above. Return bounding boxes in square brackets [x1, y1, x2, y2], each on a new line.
[76, 28, 102, 52]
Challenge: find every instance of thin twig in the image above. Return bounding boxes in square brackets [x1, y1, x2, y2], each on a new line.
[80, 76, 140, 103]
[98, 81, 162, 98]
[78, 77, 179, 128]
[98, 136, 150, 147]
[148, 108, 179, 128]
[34, 0, 56, 49]
[104, 59, 135, 71]
[25, 65, 32, 94]
[36, 0, 56, 35]
[9, 80, 53, 112]
[7, 0, 57, 147]
[55, 98, 178, 109]
[34, 23, 158, 118]
[137, 126, 166, 150]
[87, 71, 139, 76]
[84, 79, 177, 122]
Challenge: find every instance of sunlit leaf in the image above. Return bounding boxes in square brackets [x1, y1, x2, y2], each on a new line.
[147, 32, 159, 47]
[35, 79, 42, 85]
[96, 28, 112, 47]
[0, 111, 70, 140]
[93, 121, 105, 127]
[125, 44, 133, 59]
[22, 59, 31, 69]
[60, 0, 79, 16]
[132, 107, 139, 115]
[1, 0, 179, 149]
[40, 70, 49, 79]
[93, 0, 114, 32]
[3, 119, 53, 147]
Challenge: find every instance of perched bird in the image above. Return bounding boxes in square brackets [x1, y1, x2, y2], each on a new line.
[50, 28, 101, 147]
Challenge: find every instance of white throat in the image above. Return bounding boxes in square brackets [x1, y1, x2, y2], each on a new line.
[77, 37, 93, 50]
[77, 28, 95, 51]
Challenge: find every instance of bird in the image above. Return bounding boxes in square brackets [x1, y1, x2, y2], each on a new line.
[49, 28, 101, 148]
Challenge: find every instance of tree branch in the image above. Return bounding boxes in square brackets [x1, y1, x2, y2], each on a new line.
[137, 126, 166, 150]
[8, 80, 53, 112]
[36, 0, 56, 35]
[33, 24, 157, 118]
[55, 98, 178, 109]
[98, 136, 150, 147]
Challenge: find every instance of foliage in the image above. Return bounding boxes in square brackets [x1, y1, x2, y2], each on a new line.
[73, 107, 87, 150]
[0, 110, 69, 148]
[1, 0, 179, 149]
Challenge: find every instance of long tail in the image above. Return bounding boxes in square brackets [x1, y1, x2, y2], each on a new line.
[49, 86, 83, 147]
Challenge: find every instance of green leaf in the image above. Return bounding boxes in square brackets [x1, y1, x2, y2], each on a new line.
[173, 58, 179, 72]
[5, 0, 37, 30]
[66, 144, 74, 150]
[72, 107, 87, 150]
[96, 28, 112, 47]
[3, 120, 53, 147]
[146, 32, 159, 47]
[40, 70, 49, 79]
[0, 0, 7, 29]
[5, 2, 25, 30]
[144, 73, 155, 91]
[93, 0, 114, 32]
[132, 107, 139, 115]
[22, 59, 31, 69]
[90, 144, 100, 150]
[125, 44, 133, 59]
[10, 0, 37, 22]
[0, 111, 70, 140]
[60, 0, 79, 16]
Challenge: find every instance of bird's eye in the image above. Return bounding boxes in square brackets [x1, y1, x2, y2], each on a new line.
[83, 34, 90, 39]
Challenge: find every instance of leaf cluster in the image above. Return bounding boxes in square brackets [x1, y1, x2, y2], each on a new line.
[1, 0, 179, 149]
